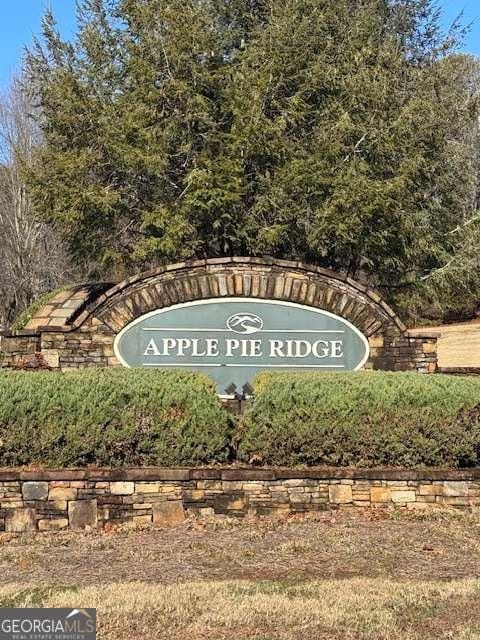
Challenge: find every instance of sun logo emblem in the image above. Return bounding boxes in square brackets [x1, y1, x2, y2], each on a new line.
[226, 313, 264, 334]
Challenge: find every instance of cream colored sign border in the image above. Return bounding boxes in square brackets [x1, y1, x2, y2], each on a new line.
[113, 297, 371, 375]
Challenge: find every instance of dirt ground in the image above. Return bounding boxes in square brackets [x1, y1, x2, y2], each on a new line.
[2, 510, 480, 585]
[1, 510, 480, 639]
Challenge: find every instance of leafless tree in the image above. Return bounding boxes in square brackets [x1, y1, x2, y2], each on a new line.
[0, 76, 74, 330]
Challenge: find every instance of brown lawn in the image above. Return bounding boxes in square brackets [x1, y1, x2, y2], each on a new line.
[410, 320, 480, 368]
[1, 510, 480, 639]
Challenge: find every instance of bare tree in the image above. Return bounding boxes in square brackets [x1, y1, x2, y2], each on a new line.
[0, 76, 73, 330]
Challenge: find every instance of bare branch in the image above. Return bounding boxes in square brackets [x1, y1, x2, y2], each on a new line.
[0, 76, 75, 329]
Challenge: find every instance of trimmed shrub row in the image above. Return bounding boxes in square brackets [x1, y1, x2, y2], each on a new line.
[1, 369, 480, 468]
[237, 372, 480, 467]
[0, 369, 233, 467]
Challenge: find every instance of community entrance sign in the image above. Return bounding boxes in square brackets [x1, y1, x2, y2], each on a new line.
[1, 258, 438, 380]
[113, 298, 370, 395]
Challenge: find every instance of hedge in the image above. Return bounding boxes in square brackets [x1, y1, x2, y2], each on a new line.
[236, 372, 480, 468]
[0, 369, 233, 467]
[3, 369, 480, 469]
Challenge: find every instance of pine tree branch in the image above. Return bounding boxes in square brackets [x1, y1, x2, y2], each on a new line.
[342, 133, 367, 163]
[420, 257, 456, 281]
[448, 212, 480, 235]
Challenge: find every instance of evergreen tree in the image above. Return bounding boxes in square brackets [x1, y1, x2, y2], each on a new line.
[25, 0, 479, 311]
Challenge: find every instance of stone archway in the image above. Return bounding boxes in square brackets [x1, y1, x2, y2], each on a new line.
[0, 257, 438, 375]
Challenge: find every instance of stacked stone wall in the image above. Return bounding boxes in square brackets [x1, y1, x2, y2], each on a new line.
[1, 467, 478, 533]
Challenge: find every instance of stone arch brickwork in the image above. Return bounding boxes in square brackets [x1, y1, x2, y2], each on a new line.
[0, 257, 438, 372]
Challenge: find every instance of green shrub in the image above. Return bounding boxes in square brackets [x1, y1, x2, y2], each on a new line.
[0, 369, 233, 467]
[3, 369, 480, 469]
[237, 372, 480, 468]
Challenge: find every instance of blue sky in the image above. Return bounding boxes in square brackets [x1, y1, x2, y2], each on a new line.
[0, 1, 479, 89]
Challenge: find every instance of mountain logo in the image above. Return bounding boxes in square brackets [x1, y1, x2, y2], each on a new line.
[226, 313, 264, 334]
[66, 610, 94, 620]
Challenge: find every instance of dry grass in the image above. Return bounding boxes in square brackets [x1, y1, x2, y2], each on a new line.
[1, 578, 480, 639]
[2, 511, 480, 639]
[410, 320, 480, 367]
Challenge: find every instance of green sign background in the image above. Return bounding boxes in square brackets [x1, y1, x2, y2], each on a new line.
[113, 298, 370, 395]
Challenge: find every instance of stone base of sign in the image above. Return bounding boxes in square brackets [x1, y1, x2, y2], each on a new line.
[0, 258, 438, 375]
[1, 467, 480, 533]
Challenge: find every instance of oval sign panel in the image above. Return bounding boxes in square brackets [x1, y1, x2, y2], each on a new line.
[114, 298, 370, 396]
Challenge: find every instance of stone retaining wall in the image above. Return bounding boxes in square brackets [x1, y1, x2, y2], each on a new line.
[1, 467, 479, 533]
